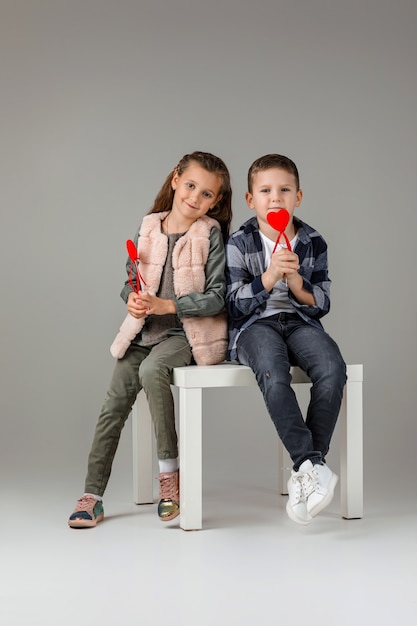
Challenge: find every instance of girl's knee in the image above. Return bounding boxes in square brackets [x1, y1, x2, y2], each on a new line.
[139, 358, 171, 389]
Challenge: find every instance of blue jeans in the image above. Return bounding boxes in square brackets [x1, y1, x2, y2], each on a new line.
[236, 313, 347, 471]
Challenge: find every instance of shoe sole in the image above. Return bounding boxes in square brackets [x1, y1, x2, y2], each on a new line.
[68, 513, 104, 529]
[309, 473, 339, 517]
[159, 509, 180, 522]
[286, 501, 312, 526]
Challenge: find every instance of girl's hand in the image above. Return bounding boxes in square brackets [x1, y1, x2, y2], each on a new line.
[127, 291, 148, 319]
[135, 292, 177, 316]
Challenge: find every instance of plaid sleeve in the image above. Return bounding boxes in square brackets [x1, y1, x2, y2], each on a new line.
[290, 230, 331, 319]
[225, 230, 269, 321]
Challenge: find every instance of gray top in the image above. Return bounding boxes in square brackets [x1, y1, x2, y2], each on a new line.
[138, 233, 183, 347]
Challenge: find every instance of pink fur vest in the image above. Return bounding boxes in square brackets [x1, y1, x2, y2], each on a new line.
[110, 212, 227, 365]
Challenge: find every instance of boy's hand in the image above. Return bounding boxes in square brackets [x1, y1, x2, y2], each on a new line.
[262, 249, 316, 306]
[263, 248, 300, 290]
[271, 248, 300, 279]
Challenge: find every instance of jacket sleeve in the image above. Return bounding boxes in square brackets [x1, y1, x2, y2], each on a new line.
[120, 226, 141, 303]
[289, 236, 331, 320]
[175, 227, 226, 318]
[225, 232, 270, 321]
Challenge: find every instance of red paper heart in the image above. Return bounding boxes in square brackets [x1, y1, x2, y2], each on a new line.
[267, 209, 290, 232]
[126, 239, 138, 262]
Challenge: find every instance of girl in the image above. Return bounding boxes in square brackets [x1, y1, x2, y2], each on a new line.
[69, 151, 232, 528]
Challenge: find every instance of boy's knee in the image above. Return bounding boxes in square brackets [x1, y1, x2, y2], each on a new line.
[327, 358, 347, 388]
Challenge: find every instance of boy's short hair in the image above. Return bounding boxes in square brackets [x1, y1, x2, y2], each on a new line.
[247, 154, 300, 193]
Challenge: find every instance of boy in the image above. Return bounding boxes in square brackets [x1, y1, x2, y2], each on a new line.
[225, 154, 346, 525]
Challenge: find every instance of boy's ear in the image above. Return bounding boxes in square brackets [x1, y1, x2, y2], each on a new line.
[245, 191, 255, 209]
[295, 189, 303, 206]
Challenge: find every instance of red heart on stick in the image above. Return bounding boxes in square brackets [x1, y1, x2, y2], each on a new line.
[266, 209, 292, 253]
[126, 238, 147, 292]
[266, 209, 290, 231]
[126, 239, 138, 262]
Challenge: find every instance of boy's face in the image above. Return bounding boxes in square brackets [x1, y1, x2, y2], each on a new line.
[246, 167, 303, 240]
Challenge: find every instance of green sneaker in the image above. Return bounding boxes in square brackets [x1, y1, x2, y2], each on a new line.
[157, 471, 180, 522]
[68, 495, 104, 528]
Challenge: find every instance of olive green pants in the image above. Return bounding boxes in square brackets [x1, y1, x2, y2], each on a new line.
[85, 336, 192, 496]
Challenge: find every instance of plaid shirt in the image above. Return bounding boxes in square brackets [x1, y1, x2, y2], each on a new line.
[225, 216, 331, 360]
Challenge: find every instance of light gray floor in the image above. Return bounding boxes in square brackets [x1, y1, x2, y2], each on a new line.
[2, 470, 416, 626]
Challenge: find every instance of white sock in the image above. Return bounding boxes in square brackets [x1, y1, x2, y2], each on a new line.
[159, 458, 179, 473]
[84, 493, 102, 501]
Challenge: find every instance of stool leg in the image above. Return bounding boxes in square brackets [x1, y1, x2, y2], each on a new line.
[179, 387, 202, 530]
[132, 392, 154, 504]
[340, 380, 363, 518]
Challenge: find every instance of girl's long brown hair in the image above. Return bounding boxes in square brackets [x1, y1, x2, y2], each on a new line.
[147, 151, 232, 240]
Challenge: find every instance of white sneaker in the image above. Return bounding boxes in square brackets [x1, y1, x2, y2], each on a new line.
[286, 461, 313, 525]
[303, 462, 339, 517]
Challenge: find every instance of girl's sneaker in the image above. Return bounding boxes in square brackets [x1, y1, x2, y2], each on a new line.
[157, 470, 180, 522]
[68, 495, 104, 528]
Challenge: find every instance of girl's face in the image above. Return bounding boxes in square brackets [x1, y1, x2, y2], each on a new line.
[171, 163, 223, 224]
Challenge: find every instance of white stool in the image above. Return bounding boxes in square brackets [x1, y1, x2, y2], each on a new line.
[132, 363, 363, 530]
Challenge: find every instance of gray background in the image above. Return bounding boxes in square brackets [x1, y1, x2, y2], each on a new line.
[1, 0, 416, 505]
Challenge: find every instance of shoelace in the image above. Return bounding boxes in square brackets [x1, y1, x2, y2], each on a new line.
[299, 471, 317, 499]
[158, 473, 179, 500]
[290, 474, 306, 503]
[74, 495, 96, 512]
